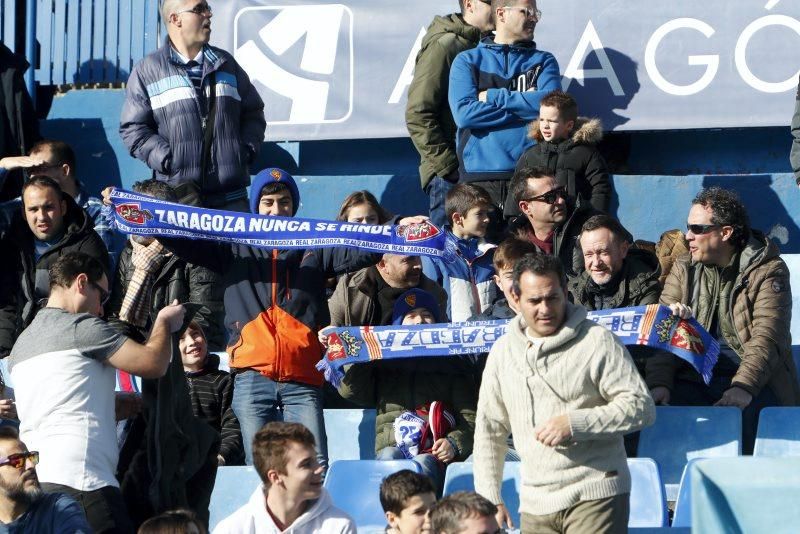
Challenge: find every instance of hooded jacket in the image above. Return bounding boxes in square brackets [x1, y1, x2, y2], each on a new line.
[473, 304, 655, 515]
[647, 233, 800, 405]
[449, 37, 560, 182]
[0, 195, 110, 356]
[516, 117, 611, 212]
[406, 14, 483, 189]
[162, 169, 375, 387]
[213, 486, 355, 534]
[120, 41, 265, 196]
[338, 356, 478, 459]
[421, 228, 496, 322]
[568, 248, 661, 311]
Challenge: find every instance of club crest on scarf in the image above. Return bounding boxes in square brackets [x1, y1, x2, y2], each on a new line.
[656, 315, 706, 355]
[116, 203, 153, 225]
[324, 331, 362, 362]
[396, 221, 440, 242]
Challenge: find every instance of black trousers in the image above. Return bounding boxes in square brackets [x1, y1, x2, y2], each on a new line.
[42, 482, 134, 534]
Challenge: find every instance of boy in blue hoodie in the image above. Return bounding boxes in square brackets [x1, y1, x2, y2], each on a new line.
[421, 184, 496, 322]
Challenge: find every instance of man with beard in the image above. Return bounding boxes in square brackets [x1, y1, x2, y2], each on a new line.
[0, 427, 90, 533]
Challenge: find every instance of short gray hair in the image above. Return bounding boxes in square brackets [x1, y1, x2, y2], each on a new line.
[161, 0, 185, 22]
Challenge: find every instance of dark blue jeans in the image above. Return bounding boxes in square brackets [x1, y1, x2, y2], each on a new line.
[425, 176, 456, 229]
[232, 371, 328, 469]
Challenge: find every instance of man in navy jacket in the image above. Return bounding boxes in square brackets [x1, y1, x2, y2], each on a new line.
[448, 0, 560, 227]
[120, 0, 265, 211]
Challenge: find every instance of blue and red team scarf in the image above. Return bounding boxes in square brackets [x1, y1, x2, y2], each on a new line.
[107, 189, 454, 259]
[317, 305, 719, 387]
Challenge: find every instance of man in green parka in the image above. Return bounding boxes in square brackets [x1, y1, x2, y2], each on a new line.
[405, 0, 494, 228]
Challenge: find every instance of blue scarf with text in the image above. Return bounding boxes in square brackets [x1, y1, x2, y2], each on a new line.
[317, 305, 719, 387]
[108, 189, 452, 258]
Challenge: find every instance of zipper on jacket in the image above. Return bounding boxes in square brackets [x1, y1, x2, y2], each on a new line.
[271, 249, 280, 374]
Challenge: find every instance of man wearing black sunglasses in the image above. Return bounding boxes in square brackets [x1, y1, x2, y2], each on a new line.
[505, 166, 602, 279]
[0, 427, 91, 532]
[121, 0, 265, 211]
[647, 187, 799, 454]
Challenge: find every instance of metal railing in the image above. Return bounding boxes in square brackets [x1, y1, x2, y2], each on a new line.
[1, 0, 163, 88]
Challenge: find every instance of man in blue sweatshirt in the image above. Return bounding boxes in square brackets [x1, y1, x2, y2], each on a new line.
[448, 0, 560, 229]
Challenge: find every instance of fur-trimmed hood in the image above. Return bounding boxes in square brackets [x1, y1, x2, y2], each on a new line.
[528, 116, 604, 145]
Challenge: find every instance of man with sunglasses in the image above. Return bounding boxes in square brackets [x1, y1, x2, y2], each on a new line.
[0, 177, 109, 358]
[647, 187, 800, 454]
[0, 427, 91, 532]
[448, 0, 560, 234]
[8, 252, 185, 533]
[121, 0, 265, 211]
[506, 166, 602, 279]
[406, 0, 494, 228]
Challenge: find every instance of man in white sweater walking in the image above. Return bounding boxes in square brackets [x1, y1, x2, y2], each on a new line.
[473, 253, 655, 533]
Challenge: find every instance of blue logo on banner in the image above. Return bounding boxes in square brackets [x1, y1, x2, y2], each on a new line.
[234, 4, 354, 125]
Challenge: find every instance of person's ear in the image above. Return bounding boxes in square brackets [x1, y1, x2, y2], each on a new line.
[720, 225, 734, 243]
[451, 212, 464, 228]
[493, 273, 502, 291]
[266, 469, 283, 488]
[385, 511, 399, 528]
[75, 273, 89, 294]
[620, 239, 629, 258]
[60, 199, 67, 214]
[565, 119, 575, 133]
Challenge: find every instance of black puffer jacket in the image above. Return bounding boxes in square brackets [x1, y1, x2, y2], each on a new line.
[0, 195, 109, 356]
[515, 117, 611, 212]
[107, 240, 226, 350]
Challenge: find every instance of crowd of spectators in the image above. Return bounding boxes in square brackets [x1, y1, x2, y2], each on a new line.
[0, 0, 798, 532]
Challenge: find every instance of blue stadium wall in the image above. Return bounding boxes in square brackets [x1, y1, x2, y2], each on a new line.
[42, 88, 800, 358]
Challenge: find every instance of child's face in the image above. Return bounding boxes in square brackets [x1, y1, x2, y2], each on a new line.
[538, 105, 574, 142]
[259, 192, 294, 217]
[402, 308, 436, 325]
[179, 327, 207, 371]
[386, 492, 437, 534]
[494, 266, 516, 303]
[347, 202, 380, 225]
[454, 205, 491, 238]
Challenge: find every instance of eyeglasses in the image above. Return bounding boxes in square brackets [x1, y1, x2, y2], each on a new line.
[23, 163, 60, 179]
[90, 281, 111, 305]
[686, 224, 720, 235]
[506, 6, 542, 21]
[523, 187, 567, 205]
[0, 451, 39, 470]
[175, 2, 212, 17]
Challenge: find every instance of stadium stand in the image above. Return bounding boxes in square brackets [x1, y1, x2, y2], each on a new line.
[637, 406, 741, 501]
[442, 461, 522, 528]
[208, 466, 262, 531]
[324, 460, 421, 532]
[753, 407, 800, 457]
[323, 409, 377, 462]
[627, 458, 669, 528]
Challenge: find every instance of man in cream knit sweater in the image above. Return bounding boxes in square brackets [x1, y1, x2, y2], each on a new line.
[473, 253, 655, 533]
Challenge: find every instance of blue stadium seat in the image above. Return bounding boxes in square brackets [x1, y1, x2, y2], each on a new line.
[627, 458, 668, 527]
[637, 406, 741, 501]
[208, 466, 262, 531]
[672, 458, 704, 527]
[324, 409, 377, 462]
[754, 407, 800, 457]
[324, 459, 421, 532]
[442, 462, 521, 528]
